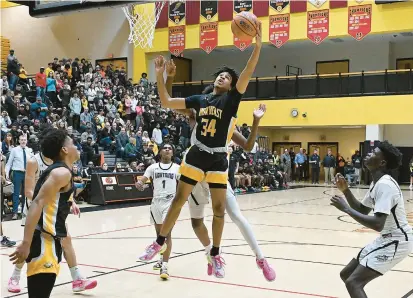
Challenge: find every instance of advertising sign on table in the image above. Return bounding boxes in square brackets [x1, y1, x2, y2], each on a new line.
[201, 0, 218, 21]
[200, 22, 218, 54]
[269, 0, 290, 13]
[169, 26, 185, 56]
[234, 0, 253, 13]
[348, 5, 372, 41]
[269, 14, 290, 48]
[169, 0, 186, 24]
[307, 9, 329, 45]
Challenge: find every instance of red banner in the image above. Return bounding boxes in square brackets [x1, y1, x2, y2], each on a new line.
[233, 36, 252, 51]
[200, 22, 218, 54]
[307, 9, 329, 45]
[169, 26, 185, 56]
[269, 14, 290, 48]
[348, 5, 372, 41]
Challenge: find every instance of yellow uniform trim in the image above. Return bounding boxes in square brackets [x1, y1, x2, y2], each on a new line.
[43, 197, 58, 236]
[205, 171, 228, 185]
[179, 162, 205, 182]
[27, 233, 60, 277]
[226, 117, 237, 146]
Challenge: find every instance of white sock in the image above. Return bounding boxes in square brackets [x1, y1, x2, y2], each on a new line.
[204, 243, 212, 254]
[69, 266, 84, 281]
[11, 266, 22, 280]
[162, 261, 168, 268]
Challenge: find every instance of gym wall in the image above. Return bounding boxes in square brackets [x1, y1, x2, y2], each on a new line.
[1, 5, 132, 76]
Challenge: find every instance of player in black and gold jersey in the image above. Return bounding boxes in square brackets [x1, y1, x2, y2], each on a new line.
[10, 129, 80, 298]
[139, 22, 262, 278]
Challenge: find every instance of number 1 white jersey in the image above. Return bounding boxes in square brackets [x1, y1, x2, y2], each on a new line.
[144, 162, 180, 200]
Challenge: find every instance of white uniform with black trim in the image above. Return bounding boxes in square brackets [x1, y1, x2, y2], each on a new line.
[357, 174, 413, 274]
[22, 153, 52, 226]
[144, 162, 180, 224]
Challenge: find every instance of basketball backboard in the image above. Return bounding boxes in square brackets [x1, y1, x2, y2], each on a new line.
[9, 0, 139, 18]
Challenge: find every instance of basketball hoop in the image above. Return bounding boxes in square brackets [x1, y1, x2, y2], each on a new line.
[122, 1, 166, 49]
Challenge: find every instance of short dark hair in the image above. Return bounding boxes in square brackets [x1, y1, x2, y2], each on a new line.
[41, 128, 68, 161]
[377, 141, 402, 170]
[213, 66, 239, 88]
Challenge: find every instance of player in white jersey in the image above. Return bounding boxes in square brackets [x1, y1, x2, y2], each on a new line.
[331, 141, 413, 298]
[8, 141, 97, 293]
[136, 143, 180, 280]
[187, 101, 275, 281]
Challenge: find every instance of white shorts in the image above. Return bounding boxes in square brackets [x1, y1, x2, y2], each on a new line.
[150, 197, 173, 225]
[188, 181, 235, 219]
[188, 181, 210, 219]
[357, 233, 413, 275]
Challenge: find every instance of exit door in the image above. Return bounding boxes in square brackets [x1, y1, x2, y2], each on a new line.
[308, 143, 338, 181]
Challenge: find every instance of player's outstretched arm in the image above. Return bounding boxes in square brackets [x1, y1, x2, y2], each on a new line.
[236, 21, 262, 94]
[164, 60, 196, 120]
[231, 104, 266, 151]
[155, 56, 186, 109]
[10, 168, 72, 264]
[330, 195, 387, 232]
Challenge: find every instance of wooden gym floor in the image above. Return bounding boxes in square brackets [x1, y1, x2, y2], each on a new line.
[1, 186, 413, 298]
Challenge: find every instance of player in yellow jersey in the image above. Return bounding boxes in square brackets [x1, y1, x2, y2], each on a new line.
[10, 129, 80, 298]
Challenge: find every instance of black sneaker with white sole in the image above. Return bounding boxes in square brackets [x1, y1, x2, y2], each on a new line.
[1, 236, 16, 247]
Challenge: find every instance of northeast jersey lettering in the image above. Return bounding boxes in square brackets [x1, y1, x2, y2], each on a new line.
[185, 88, 243, 152]
[199, 106, 223, 118]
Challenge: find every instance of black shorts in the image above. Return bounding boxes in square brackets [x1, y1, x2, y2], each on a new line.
[180, 145, 228, 189]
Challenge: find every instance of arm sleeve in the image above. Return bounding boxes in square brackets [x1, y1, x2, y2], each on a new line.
[185, 95, 202, 110]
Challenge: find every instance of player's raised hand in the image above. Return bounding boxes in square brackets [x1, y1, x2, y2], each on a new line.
[165, 59, 176, 78]
[253, 104, 266, 120]
[255, 20, 262, 48]
[154, 56, 165, 75]
[335, 173, 349, 193]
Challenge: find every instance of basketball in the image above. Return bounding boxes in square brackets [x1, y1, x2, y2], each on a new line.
[231, 11, 259, 41]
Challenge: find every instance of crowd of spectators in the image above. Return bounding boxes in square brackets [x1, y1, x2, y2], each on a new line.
[1, 50, 296, 205]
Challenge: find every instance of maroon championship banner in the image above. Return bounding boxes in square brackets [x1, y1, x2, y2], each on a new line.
[200, 22, 218, 54]
[269, 14, 290, 48]
[234, 36, 252, 51]
[348, 5, 372, 41]
[307, 9, 329, 45]
[169, 26, 185, 56]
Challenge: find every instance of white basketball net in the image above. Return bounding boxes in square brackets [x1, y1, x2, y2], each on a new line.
[123, 1, 166, 49]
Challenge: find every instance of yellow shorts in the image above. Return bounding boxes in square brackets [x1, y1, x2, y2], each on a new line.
[26, 230, 62, 277]
[180, 145, 228, 189]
